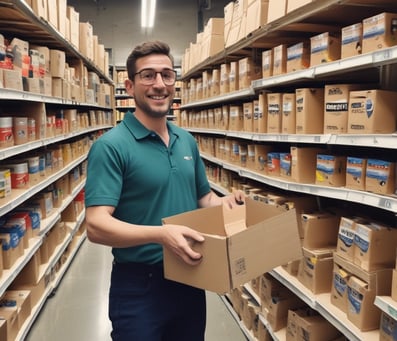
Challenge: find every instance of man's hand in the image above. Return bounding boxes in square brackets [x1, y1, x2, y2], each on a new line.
[161, 224, 205, 266]
[222, 189, 246, 209]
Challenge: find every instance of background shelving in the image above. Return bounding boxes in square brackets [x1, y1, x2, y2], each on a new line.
[0, 0, 115, 338]
[180, 0, 397, 339]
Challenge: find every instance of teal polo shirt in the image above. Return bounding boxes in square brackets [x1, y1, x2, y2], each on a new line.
[85, 112, 211, 264]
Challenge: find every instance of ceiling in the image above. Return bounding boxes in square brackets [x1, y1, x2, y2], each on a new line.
[67, 0, 231, 66]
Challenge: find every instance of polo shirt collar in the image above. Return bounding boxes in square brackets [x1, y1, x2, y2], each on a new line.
[123, 111, 179, 140]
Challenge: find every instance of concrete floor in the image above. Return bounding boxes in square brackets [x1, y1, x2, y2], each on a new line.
[25, 240, 248, 341]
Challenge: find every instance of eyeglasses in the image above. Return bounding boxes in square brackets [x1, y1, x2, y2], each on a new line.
[134, 68, 177, 86]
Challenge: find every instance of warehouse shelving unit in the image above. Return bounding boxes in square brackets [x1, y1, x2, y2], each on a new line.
[0, 0, 114, 338]
[180, 0, 397, 340]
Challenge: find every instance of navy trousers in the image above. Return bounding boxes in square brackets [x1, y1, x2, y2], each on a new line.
[109, 261, 206, 341]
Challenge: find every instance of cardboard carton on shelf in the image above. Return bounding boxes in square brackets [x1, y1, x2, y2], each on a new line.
[298, 247, 334, 294]
[266, 294, 305, 332]
[267, 93, 283, 134]
[279, 152, 292, 179]
[1, 290, 32, 329]
[238, 57, 261, 90]
[341, 22, 363, 59]
[246, 0, 269, 36]
[379, 311, 397, 341]
[315, 154, 347, 187]
[310, 32, 341, 67]
[334, 253, 393, 331]
[287, 0, 315, 13]
[346, 156, 367, 191]
[287, 307, 343, 341]
[330, 261, 352, 314]
[323, 83, 365, 134]
[0, 304, 18, 341]
[272, 44, 287, 76]
[281, 93, 296, 134]
[295, 87, 324, 134]
[365, 159, 395, 195]
[336, 216, 365, 263]
[162, 197, 302, 294]
[362, 12, 397, 54]
[353, 220, 397, 271]
[290, 146, 326, 184]
[254, 144, 272, 175]
[254, 92, 268, 133]
[347, 89, 397, 134]
[301, 211, 340, 249]
[262, 49, 273, 78]
[220, 63, 230, 95]
[286, 41, 310, 73]
[267, 0, 287, 24]
[259, 272, 293, 306]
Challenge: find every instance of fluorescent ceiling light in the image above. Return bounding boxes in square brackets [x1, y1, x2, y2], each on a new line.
[141, 0, 156, 28]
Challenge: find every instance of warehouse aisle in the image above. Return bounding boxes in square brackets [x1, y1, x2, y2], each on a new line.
[26, 239, 248, 341]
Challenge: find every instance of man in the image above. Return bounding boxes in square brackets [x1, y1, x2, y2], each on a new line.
[84, 40, 245, 341]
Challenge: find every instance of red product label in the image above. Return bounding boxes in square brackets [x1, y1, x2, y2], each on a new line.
[11, 172, 29, 188]
[0, 127, 13, 144]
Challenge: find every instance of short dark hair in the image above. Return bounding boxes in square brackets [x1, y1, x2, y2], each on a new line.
[126, 41, 174, 80]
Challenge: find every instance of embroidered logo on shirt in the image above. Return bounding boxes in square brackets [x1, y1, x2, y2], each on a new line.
[184, 156, 193, 160]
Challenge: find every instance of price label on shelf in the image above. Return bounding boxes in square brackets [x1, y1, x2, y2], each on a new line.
[278, 134, 289, 142]
[373, 49, 392, 63]
[378, 197, 394, 210]
[388, 305, 397, 320]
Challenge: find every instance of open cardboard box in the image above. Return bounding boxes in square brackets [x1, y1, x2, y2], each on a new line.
[162, 197, 302, 293]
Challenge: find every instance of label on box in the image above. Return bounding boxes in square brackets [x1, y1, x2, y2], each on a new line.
[348, 286, 362, 314]
[366, 159, 391, 183]
[354, 225, 369, 253]
[346, 157, 365, 177]
[311, 33, 329, 53]
[339, 227, 355, 249]
[380, 313, 397, 338]
[342, 24, 362, 45]
[334, 271, 348, 297]
[363, 14, 387, 39]
[230, 107, 239, 118]
[316, 155, 336, 175]
[326, 100, 348, 114]
[253, 100, 260, 120]
[287, 42, 304, 61]
[280, 153, 291, 175]
[283, 100, 293, 114]
[268, 103, 280, 115]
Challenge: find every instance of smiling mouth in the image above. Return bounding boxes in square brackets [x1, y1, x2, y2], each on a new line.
[149, 95, 167, 100]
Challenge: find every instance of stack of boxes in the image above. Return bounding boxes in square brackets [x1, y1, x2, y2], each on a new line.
[183, 7, 397, 78]
[297, 212, 340, 294]
[0, 35, 111, 107]
[332, 217, 397, 331]
[28, 1, 109, 74]
[0, 1, 111, 108]
[180, 1, 397, 339]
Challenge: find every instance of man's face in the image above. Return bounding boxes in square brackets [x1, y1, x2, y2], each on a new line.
[125, 54, 175, 119]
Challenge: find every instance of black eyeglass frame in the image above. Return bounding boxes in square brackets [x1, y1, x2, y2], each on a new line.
[133, 68, 177, 85]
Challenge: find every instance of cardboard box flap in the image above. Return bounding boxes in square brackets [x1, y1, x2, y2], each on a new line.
[302, 247, 335, 259]
[162, 205, 227, 236]
[223, 203, 246, 235]
[228, 208, 302, 288]
[224, 219, 247, 235]
[246, 198, 287, 223]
